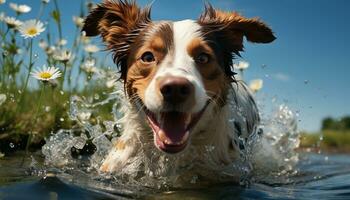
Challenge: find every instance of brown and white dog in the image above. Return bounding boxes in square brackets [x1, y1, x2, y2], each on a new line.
[83, 0, 275, 181]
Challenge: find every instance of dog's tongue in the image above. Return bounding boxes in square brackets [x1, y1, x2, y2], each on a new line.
[159, 112, 189, 143]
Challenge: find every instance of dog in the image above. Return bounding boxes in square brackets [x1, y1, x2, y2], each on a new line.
[83, 0, 275, 183]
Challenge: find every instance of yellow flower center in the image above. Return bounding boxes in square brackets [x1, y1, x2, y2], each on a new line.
[39, 72, 52, 79]
[27, 28, 38, 36]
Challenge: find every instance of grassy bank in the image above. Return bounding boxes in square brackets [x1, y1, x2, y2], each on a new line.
[300, 130, 350, 153]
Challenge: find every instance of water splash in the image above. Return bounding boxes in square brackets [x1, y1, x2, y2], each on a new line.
[41, 84, 301, 188]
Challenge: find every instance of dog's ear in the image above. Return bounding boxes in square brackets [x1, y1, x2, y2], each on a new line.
[198, 4, 275, 54]
[82, 0, 151, 81]
[198, 4, 275, 79]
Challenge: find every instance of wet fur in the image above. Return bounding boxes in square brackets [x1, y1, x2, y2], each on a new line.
[83, 0, 275, 183]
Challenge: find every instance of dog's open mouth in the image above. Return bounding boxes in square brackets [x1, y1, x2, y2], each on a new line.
[144, 107, 207, 154]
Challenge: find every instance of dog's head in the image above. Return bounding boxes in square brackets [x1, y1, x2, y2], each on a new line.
[83, 0, 275, 154]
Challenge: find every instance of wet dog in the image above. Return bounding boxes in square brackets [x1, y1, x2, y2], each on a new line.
[83, 0, 275, 181]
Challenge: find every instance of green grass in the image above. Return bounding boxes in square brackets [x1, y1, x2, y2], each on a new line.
[0, 0, 119, 153]
[300, 130, 350, 153]
[0, 86, 115, 152]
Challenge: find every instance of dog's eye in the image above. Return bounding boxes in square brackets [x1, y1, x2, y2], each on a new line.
[195, 53, 210, 64]
[141, 52, 155, 63]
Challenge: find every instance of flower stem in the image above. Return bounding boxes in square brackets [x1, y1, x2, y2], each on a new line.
[53, 0, 63, 40]
[19, 39, 34, 108]
[61, 63, 67, 90]
[22, 84, 45, 164]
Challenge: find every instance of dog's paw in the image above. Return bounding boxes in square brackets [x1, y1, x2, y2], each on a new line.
[99, 140, 134, 173]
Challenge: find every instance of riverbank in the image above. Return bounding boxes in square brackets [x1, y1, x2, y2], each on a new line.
[299, 130, 350, 153]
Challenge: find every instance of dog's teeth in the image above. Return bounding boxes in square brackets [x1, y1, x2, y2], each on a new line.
[185, 115, 192, 126]
[180, 131, 189, 144]
[158, 130, 167, 142]
[164, 139, 171, 145]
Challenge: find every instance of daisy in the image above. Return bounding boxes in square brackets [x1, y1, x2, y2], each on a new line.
[81, 59, 97, 73]
[249, 79, 263, 93]
[53, 49, 73, 63]
[31, 66, 61, 82]
[106, 79, 117, 88]
[4, 16, 22, 28]
[233, 61, 249, 71]
[57, 39, 67, 46]
[9, 3, 31, 14]
[18, 20, 45, 39]
[84, 44, 99, 53]
[45, 46, 56, 55]
[72, 16, 84, 28]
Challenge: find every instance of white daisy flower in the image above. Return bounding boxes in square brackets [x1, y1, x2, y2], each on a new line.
[9, 3, 31, 14]
[249, 79, 263, 93]
[0, 0, 6, 5]
[53, 49, 73, 63]
[234, 61, 249, 71]
[18, 20, 45, 39]
[57, 39, 67, 46]
[72, 16, 84, 28]
[46, 46, 56, 55]
[4, 16, 22, 28]
[84, 44, 99, 53]
[81, 59, 97, 73]
[31, 66, 62, 82]
[106, 79, 117, 88]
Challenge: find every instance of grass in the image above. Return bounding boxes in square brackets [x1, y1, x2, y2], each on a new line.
[0, 1, 119, 153]
[0, 86, 116, 153]
[300, 130, 350, 153]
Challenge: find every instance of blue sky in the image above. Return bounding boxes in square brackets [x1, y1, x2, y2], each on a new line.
[1, 0, 350, 132]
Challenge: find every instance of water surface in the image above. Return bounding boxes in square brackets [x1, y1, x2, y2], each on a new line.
[1, 152, 349, 200]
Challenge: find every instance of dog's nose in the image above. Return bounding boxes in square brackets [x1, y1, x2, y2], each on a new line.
[159, 77, 194, 104]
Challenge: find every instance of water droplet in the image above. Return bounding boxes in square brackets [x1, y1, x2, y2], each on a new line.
[261, 64, 267, 69]
[9, 143, 14, 148]
[304, 80, 309, 84]
[34, 53, 39, 58]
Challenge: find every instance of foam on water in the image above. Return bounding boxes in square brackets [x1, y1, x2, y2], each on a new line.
[41, 83, 301, 187]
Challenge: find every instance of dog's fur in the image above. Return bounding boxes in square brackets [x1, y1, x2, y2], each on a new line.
[83, 0, 275, 182]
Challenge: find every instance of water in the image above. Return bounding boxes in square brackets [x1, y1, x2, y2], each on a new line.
[1, 85, 349, 199]
[1, 152, 350, 199]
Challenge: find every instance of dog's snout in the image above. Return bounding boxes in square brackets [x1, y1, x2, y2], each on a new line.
[159, 77, 194, 104]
